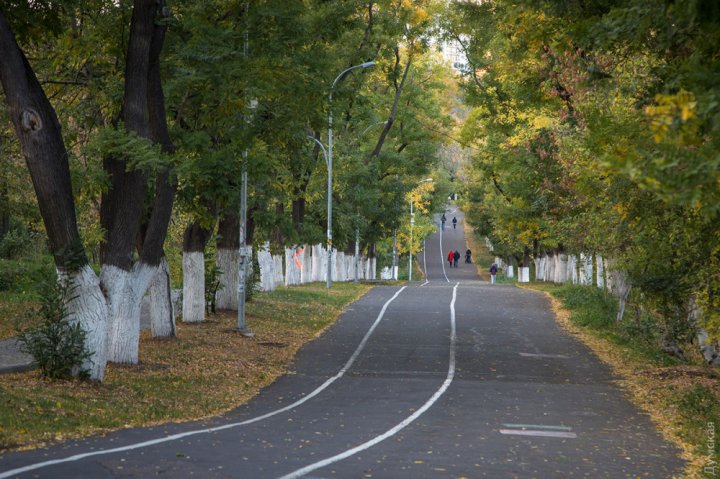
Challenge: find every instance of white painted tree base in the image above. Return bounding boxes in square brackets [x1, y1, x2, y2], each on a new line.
[183, 251, 206, 323]
[215, 248, 239, 310]
[60, 265, 109, 381]
[149, 257, 175, 337]
[101, 263, 155, 364]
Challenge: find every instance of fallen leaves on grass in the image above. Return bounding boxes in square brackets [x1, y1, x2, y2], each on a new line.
[0, 283, 371, 451]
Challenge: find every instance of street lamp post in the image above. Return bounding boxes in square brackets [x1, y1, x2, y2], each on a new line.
[327, 61, 376, 289]
[237, 6, 253, 336]
[408, 178, 433, 282]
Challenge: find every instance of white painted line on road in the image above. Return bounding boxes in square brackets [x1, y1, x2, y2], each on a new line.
[518, 353, 570, 359]
[0, 288, 409, 479]
[439, 224, 449, 282]
[279, 282, 460, 479]
[499, 429, 577, 439]
[421, 239, 429, 286]
[502, 424, 572, 431]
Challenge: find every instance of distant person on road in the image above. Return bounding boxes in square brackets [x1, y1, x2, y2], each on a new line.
[452, 216, 457, 229]
[441, 214, 446, 230]
[490, 262, 498, 284]
[453, 250, 460, 268]
[447, 250, 454, 268]
[465, 249, 472, 263]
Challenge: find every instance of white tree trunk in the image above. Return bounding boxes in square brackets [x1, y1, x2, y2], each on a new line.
[299, 246, 310, 284]
[337, 252, 347, 282]
[102, 263, 155, 364]
[519, 266, 530, 283]
[311, 244, 323, 282]
[258, 247, 275, 292]
[596, 255, 605, 289]
[182, 251, 205, 323]
[567, 255, 578, 284]
[60, 265, 109, 381]
[506, 265, 514, 279]
[273, 255, 284, 284]
[345, 254, 355, 281]
[215, 248, 239, 310]
[149, 257, 175, 337]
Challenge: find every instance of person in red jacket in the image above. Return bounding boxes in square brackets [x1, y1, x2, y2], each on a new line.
[447, 250, 454, 269]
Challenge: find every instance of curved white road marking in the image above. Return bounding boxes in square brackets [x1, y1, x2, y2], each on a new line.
[439, 224, 449, 282]
[279, 282, 459, 479]
[421, 239, 430, 286]
[0, 287, 409, 479]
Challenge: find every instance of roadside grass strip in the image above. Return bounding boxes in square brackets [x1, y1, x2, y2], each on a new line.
[0, 285, 406, 479]
[279, 282, 460, 479]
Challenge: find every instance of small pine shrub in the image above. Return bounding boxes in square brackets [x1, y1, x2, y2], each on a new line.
[16, 279, 92, 380]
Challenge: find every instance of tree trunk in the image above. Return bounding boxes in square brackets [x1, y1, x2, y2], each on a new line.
[182, 221, 214, 323]
[0, 9, 108, 379]
[148, 256, 175, 337]
[368, 48, 412, 161]
[216, 213, 239, 310]
[273, 202, 284, 248]
[592, 253, 598, 287]
[102, 0, 174, 363]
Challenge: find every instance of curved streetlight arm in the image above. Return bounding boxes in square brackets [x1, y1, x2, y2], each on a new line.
[331, 61, 377, 94]
[307, 135, 329, 168]
[326, 60, 376, 289]
[360, 120, 388, 137]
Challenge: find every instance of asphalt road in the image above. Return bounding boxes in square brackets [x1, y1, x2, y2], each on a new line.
[0, 207, 684, 478]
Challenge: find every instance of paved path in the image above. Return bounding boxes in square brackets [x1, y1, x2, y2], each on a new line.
[0, 208, 684, 478]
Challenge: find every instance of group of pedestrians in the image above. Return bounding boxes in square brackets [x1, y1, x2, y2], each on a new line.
[440, 214, 457, 230]
[447, 249, 473, 268]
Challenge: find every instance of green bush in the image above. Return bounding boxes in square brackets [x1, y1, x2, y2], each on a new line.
[554, 284, 616, 329]
[0, 223, 42, 260]
[0, 258, 55, 294]
[16, 280, 92, 380]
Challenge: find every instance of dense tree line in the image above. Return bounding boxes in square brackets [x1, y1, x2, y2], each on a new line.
[0, 0, 454, 380]
[443, 0, 720, 358]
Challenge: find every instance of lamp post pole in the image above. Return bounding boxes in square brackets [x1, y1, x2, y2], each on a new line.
[237, 4, 253, 336]
[408, 178, 433, 282]
[326, 61, 376, 289]
[409, 199, 414, 282]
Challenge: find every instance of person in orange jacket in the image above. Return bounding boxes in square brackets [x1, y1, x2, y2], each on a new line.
[447, 250, 454, 269]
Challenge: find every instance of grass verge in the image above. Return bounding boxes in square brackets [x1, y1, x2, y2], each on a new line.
[524, 282, 720, 478]
[0, 282, 371, 451]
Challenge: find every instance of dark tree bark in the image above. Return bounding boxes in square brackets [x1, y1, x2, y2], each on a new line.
[273, 202, 284, 248]
[368, 47, 412, 162]
[183, 221, 214, 253]
[246, 205, 257, 246]
[100, 0, 160, 270]
[0, 9, 86, 268]
[141, 0, 175, 266]
[217, 213, 239, 250]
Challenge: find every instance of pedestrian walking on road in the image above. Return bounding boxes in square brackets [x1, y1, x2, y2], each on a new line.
[441, 214, 446, 230]
[490, 262, 498, 284]
[465, 249, 472, 263]
[453, 250, 460, 268]
[452, 216, 457, 229]
[447, 250, 454, 268]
